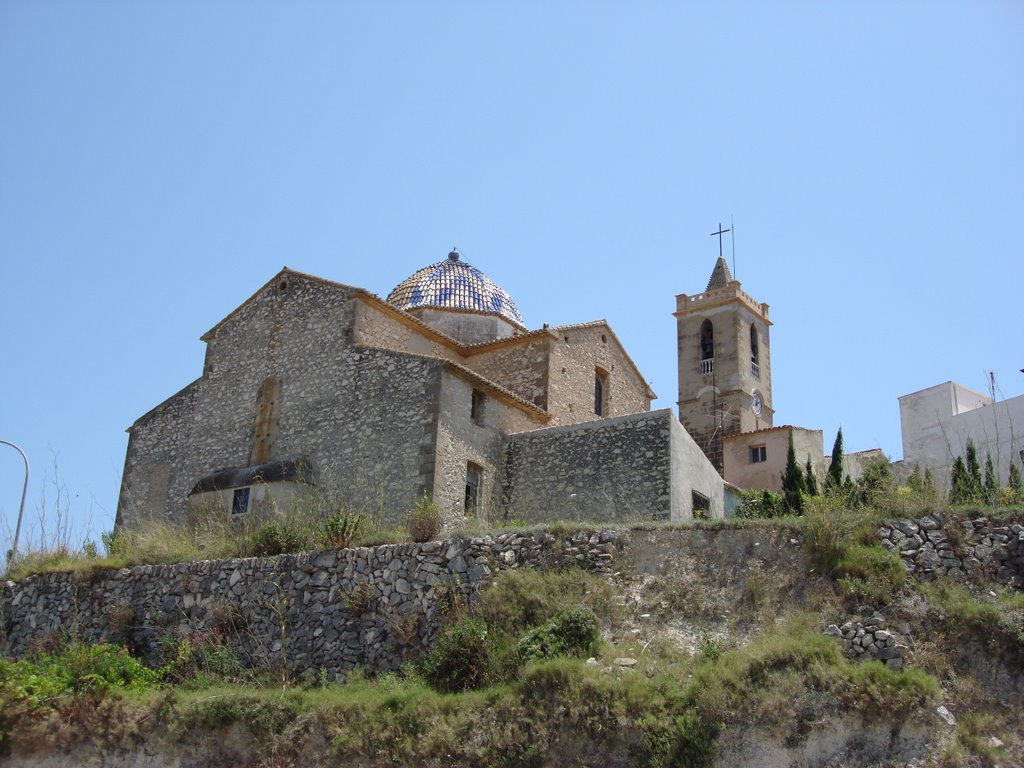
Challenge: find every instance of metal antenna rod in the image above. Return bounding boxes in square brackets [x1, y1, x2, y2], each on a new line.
[730, 214, 736, 278]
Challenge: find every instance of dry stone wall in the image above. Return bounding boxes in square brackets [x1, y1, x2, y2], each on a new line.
[878, 515, 1024, 587]
[824, 611, 911, 670]
[0, 529, 621, 680]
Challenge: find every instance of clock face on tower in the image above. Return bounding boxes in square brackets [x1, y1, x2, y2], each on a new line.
[751, 390, 763, 416]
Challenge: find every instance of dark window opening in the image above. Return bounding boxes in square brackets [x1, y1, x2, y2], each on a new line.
[699, 319, 714, 375]
[699, 319, 714, 360]
[471, 389, 484, 425]
[750, 445, 767, 463]
[750, 324, 760, 378]
[232, 487, 251, 516]
[594, 368, 609, 416]
[465, 463, 483, 516]
[691, 490, 710, 520]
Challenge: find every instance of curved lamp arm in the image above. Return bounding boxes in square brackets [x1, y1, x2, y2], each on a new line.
[0, 440, 29, 566]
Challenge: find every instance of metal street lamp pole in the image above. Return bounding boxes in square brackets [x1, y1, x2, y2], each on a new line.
[1, 440, 29, 566]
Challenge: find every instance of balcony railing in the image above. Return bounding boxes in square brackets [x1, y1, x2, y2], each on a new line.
[701, 358, 714, 376]
[751, 362, 760, 379]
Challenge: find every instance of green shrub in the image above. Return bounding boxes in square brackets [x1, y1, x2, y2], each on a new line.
[1, 642, 161, 704]
[420, 617, 508, 692]
[316, 511, 365, 549]
[474, 568, 619, 635]
[406, 493, 441, 543]
[639, 708, 718, 768]
[734, 489, 784, 519]
[517, 606, 599, 663]
[244, 519, 315, 557]
[802, 505, 846, 577]
[161, 632, 247, 686]
[177, 692, 301, 735]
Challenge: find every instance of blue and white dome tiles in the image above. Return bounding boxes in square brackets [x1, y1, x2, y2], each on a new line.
[387, 251, 525, 328]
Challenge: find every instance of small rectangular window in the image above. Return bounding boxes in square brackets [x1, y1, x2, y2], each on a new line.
[231, 487, 251, 516]
[465, 462, 483, 516]
[471, 389, 484, 425]
[691, 490, 710, 519]
[750, 445, 767, 464]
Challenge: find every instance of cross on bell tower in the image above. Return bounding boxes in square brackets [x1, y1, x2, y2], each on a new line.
[710, 223, 730, 259]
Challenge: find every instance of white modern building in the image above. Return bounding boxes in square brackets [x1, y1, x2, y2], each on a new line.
[898, 381, 1024, 492]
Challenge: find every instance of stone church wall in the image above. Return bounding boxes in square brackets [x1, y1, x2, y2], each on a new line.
[676, 294, 774, 474]
[465, 338, 552, 408]
[547, 325, 651, 426]
[499, 409, 720, 523]
[431, 371, 506, 529]
[116, 380, 202, 530]
[117, 275, 445, 530]
[410, 308, 518, 346]
[351, 298, 460, 361]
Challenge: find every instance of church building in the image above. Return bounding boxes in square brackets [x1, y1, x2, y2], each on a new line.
[115, 252, 724, 532]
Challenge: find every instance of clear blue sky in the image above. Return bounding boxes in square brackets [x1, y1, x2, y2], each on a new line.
[2, 1, 1022, 551]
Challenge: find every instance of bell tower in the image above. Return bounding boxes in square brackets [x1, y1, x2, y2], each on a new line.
[675, 257, 774, 473]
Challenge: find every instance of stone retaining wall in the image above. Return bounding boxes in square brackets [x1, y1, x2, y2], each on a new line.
[825, 611, 911, 669]
[0, 529, 621, 680]
[878, 515, 1024, 587]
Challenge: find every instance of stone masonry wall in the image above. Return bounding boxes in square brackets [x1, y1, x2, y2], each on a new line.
[466, 338, 552, 409]
[351, 298, 460, 361]
[500, 410, 678, 524]
[0, 530, 621, 680]
[118, 274, 446, 530]
[432, 371, 506, 529]
[546, 325, 651, 427]
[879, 514, 1024, 587]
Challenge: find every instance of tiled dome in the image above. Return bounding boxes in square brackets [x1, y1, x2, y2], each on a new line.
[387, 251, 525, 327]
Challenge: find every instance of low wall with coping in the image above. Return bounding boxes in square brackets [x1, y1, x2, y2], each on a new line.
[0, 529, 621, 680]
[3, 516, 1020, 682]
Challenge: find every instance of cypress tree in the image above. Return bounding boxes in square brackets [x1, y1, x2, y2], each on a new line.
[923, 468, 937, 503]
[907, 465, 922, 492]
[782, 431, 805, 515]
[949, 456, 970, 505]
[1009, 463, 1023, 499]
[965, 440, 983, 500]
[804, 457, 819, 495]
[825, 428, 844, 493]
[983, 453, 999, 505]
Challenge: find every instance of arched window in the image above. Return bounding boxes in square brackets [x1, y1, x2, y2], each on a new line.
[750, 325, 760, 379]
[699, 320, 714, 375]
[594, 367, 609, 416]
